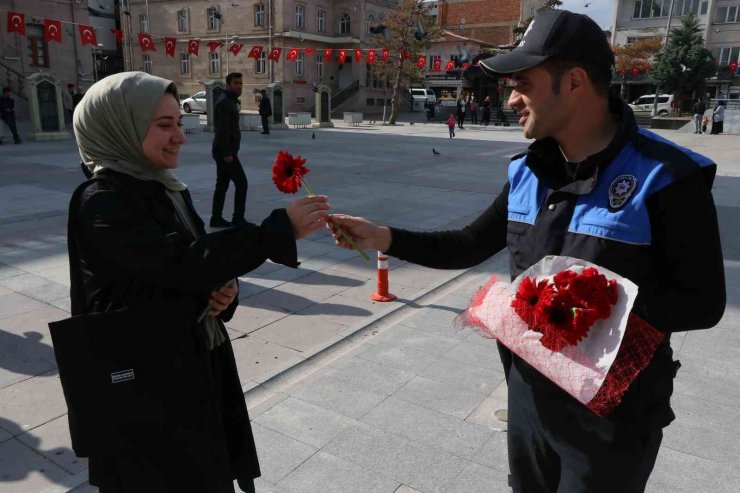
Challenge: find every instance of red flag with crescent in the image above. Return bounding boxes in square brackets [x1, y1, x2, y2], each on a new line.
[7, 12, 25, 36]
[165, 37, 177, 57]
[188, 39, 200, 56]
[286, 48, 300, 61]
[111, 29, 123, 44]
[462, 62, 471, 70]
[433, 58, 442, 72]
[416, 56, 426, 69]
[381, 48, 389, 62]
[401, 50, 411, 60]
[44, 19, 62, 43]
[304, 48, 315, 56]
[354, 49, 363, 62]
[229, 43, 244, 56]
[267, 47, 282, 61]
[338, 49, 347, 63]
[247, 45, 263, 59]
[138, 33, 156, 52]
[78, 25, 98, 46]
[207, 41, 222, 53]
[445, 60, 455, 71]
[324, 49, 333, 62]
[367, 49, 377, 63]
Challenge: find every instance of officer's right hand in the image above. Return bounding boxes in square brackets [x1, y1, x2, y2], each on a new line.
[224, 156, 234, 164]
[327, 215, 392, 252]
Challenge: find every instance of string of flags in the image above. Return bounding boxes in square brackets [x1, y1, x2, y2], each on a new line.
[4, 10, 477, 71]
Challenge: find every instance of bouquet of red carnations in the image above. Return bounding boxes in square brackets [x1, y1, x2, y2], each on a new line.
[457, 256, 665, 416]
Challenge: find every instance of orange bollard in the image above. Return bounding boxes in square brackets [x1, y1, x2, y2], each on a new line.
[370, 251, 396, 302]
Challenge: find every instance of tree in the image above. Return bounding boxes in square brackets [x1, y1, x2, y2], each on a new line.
[513, 1, 563, 41]
[367, 0, 438, 124]
[649, 14, 715, 110]
[613, 37, 662, 96]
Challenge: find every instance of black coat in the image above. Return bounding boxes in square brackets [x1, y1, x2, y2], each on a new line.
[71, 169, 298, 490]
[258, 95, 272, 117]
[212, 90, 241, 160]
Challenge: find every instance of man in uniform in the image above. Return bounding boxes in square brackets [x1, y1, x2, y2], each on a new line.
[211, 72, 248, 228]
[327, 10, 725, 493]
[258, 89, 272, 135]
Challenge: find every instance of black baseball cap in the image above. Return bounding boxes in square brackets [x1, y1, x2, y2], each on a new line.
[480, 10, 613, 76]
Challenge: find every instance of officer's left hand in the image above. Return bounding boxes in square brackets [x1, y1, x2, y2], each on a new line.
[208, 280, 238, 317]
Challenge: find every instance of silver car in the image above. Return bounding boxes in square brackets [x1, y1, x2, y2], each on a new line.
[181, 91, 206, 114]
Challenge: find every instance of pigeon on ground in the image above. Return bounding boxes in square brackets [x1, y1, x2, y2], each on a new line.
[409, 122, 414, 125]
[433, 148, 440, 156]
[312, 132, 315, 139]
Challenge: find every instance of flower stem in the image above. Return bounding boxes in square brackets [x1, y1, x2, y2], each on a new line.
[301, 178, 369, 261]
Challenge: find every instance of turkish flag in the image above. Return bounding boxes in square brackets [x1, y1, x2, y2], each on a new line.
[338, 49, 347, 63]
[401, 50, 411, 60]
[44, 19, 62, 44]
[247, 45, 263, 58]
[354, 49, 363, 62]
[7, 12, 25, 36]
[111, 29, 123, 44]
[445, 60, 455, 71]
[416, 56, 426, 69]
[138, 33, 156, 52]
[286, 48, 299, 61]
[165, 37, 176, 57]
[229, 43, 244, 56]
[324, 49, 333, 62]
[207, 41, 222, 53]
[367, 50, 377, 63]
[462, 63, 471, 70]
[433, 58, 442, 72]
[304, 48, 315, 56]
[381, 48, 389, 62]
[188, 39, 200, 56]
[78, 25, 97, 46]
[267, 47, 282, 61]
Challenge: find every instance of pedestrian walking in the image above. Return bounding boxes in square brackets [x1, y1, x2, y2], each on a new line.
[692, 98, 706, 134]
[327, 10, 725, 493]
[446, 113, 456, 138]
[0, 87, 22, 144]
[457, 96, 465, 129]
[711, 100, 725, 134]
[63, 84, 76, 123]
[470, 98, 478, 124]
[258, 89, 271, 135]
[211, 73, 248, 228]
[482, 96, 492, 126]
[63, 71, 330, 493]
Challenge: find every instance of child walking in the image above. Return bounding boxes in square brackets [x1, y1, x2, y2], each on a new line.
[447, 113, 456, 138]
[702, 115, 709, 134]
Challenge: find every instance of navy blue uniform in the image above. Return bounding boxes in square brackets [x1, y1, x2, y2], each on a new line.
[387, 98, 725, 492]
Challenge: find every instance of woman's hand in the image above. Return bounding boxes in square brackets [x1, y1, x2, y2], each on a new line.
[326, 214, 392, 252]
[207, 280, 238, 317]
[286, 195, 330, 239]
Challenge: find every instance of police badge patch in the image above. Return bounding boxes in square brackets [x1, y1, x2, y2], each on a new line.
[608, 175, 638, 210]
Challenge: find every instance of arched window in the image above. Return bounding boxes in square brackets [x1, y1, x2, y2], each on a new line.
[340, 13, 351, 35]
[366, 14, 376, 35]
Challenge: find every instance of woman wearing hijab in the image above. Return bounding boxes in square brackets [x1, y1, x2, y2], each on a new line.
[70, 72, 329, 492]
[711, 100, 725, 135]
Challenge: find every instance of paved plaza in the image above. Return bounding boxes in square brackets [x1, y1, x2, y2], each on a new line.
[0, 119, 738, 492]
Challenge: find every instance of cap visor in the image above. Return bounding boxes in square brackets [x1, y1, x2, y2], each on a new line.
[480, 52, 550, 76]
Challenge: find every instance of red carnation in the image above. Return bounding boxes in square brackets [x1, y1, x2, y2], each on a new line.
[512, 277, 552, 326]
[272, 151, 310, 194]
[537, 291, 578, 350]
[553, 270, 577, 290]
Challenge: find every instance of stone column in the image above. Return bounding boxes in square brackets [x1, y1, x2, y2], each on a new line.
[26, 73, 71, 141]
[204, 79, 226, 132]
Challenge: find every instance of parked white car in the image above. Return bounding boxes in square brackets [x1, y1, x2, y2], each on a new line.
[410, 87, 437, 105]
[629, 94, 673, 116]
[181, 91, 207, 114]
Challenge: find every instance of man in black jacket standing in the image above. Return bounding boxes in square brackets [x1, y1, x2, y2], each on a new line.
[258, 89, 271, 135]
[327, 10, 725, 493]
[211, 73, 248, 228]
[0, 87, 22, 144]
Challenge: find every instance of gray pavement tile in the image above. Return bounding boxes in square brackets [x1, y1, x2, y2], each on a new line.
[326, 356, 416, 395]
[442, 339, 504, 371]
[442, 461, 511, 493]
[296, 240, 336, 259]
[254, 397, 355, 449]
[294, 256, 338, 272]
[361, 397, 493, 460]
[259, 266, 316, 283]
[371, 324, 460, 356]
[466, 381, 509, 432]
[231, 336, 304, 384]
[650, 446, 740, 493]
[1, 252, 68, 274]
[15, 415, 87, 475]
[0, 304, 67, 340]
[250, 315, 347, 353]
[291, 373, 388, 420]
[298, 294, 391, 326]
[670, 393, 740, 432]
[393, 486, 423, 493]
[0, 426, 11, 443]
[0, 333, 57, 389]
[0, 371, 68, 436]
[324, 258, 378, 279]
[264, 277, 351, 306]
[290, 267, 366, 291]
[0, 292, 49, 321]
[21, 282, 69, 304]
[33, 265, 71, 287]
[277, 451, 401, 493]
[251, 423, 318, 484]
[228, 302, 290, 335]
[470, 430, 509, 474]
[673, 366, 740, 408]
[394, 376, 488, 420]
[251, 477, 290, 492]
[236, 277, 284, 298]
[48, 297, 72, 313]
[67, 483, 100, 493]
[0, 285, 10, 296]
[322, 422, 468, 493]
[420, 353, 505, 395]
[0, 438, 72, 488]
[661, 419, 740, 466]
[356, 341, 439, 374]
[0, 263, 26, 281]
[385, 265, 456, 289]
[0, 272, 51, 291]
[399, 305, 465, 339]
[248, 285, 319, 314]
[338, 279, 421, 303]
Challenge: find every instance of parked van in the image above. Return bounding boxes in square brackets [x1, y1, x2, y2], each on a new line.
[410, 88, 437, 112]
[628, 94, 673, 116]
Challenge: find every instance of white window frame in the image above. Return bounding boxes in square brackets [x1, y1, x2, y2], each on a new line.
[719, 46, 740, 65]
[142, 54, 152, 74]
[295, 52, 305, 77]
[209, 51, 220, 74]
[255, 4, 266, 27]
[255, 51, 266, 74]
[317, 10, 326, 33]
[340, 13, 351, 35]
[180, 53, 190, 75]
[296, 4, 306, 29]
[366, 14, 375, 35]
[177, 9, 189, 33]
[717, 5, 740, 23]
[140, 14, 149, 33]
[316, 54, 324, 78]
[207, 7, 220, 31]
[429, 55, 441, 71]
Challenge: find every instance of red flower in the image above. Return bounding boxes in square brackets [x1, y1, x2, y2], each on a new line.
[537, 291, 578, 350]
[272, 151, 310, 194]
[553, 270, 577, 290]
[512, 277, 551, 326]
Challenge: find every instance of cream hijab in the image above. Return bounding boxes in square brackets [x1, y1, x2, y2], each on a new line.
[73, 71, 187, 191]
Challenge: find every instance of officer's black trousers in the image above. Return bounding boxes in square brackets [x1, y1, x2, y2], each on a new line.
[507, 361, 662, 493]
[211, 155, 248, 222]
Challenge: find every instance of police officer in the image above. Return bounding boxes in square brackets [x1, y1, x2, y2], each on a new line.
[327, 10, 725, 493]
[211, 72, 248, 228]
